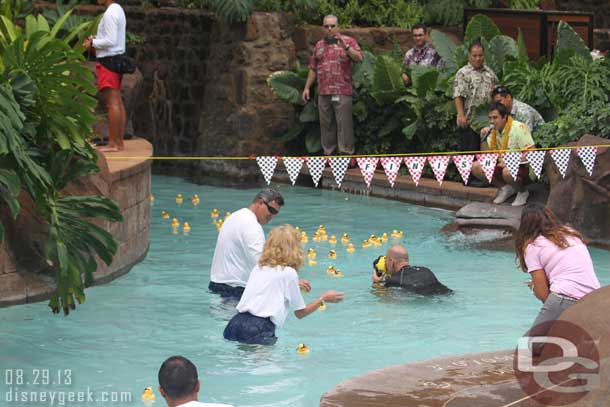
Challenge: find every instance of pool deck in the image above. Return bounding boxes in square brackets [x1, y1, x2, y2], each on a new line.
[273, 166, 499, 211]
[0, 138, 152, 306]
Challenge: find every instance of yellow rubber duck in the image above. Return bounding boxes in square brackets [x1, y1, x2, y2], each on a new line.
[317, 225, 326, 234]
[171, 218, 180, 228]
[141, 387, 155, 401]
[150, 195, 154, 203]
[346, 243, 355, 253]
[326, 266, 336, 275]
[307, 248, 316, 259]
[329, 235, 337, 244]
[312, 232, 320, 242]
[224, 211, 232, 219]
[210, 209, 219, 218]
[381, 232, 388, 242]
[297, 343, 310, 354]
[362, 239, 371, 248]
[391, 230, 404, 238]
[318, 300, 327, 310]
[341, 233, 350, 244]
[332, 269, 343, 278]
[175, 194, 183, 205]
[161, 211, 170, 219]
[318, 232, 328, 242]
[368, 235, 381, 246]
[328, 249, 337, 259]
[183, 222, 191, 233]
[215, 219, 224, 231]
[301, 232, 308, 244]
[307, 258, 317, 266]
[191, 194, 200, 206]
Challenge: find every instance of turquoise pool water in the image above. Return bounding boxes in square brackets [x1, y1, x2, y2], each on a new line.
[1, 175, 609, 407]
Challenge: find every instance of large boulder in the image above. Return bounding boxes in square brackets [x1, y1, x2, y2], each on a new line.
[546, 135, 610, 247]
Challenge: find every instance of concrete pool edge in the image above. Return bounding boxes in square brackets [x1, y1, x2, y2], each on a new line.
[320, 285, 610, 407]
[0, 138, 152, 307]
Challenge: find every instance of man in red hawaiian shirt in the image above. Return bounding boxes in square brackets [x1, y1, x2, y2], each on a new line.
[302, 15, 363, 156]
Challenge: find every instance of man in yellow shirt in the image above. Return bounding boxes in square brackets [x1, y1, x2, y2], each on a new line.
[471, 102, 535, 206]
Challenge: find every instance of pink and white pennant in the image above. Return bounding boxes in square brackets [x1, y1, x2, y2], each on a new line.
[550, 149, 571, 178]
[357, 157, 378, 188]
[502, 151, 522, 181]
[428, 155, 451, 185]
[452, 155, 475, 185]
[525, 150, 545, 179]
[329, 157, 350, 187]
[283, 157, 303, 186]
[380, 157, 402, 187]
[306, 157, 326, 187]
[404, 157, 426, 186]
[577, 146, 597, 176]
[476, 153, 499, 184]
[256, 156, 278, 185]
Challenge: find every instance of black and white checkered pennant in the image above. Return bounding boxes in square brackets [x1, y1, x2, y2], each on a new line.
[307, 157, 326, 188]
[577, 146, 597, 176]
[329, 157, 350, 187]
[256, 156, 277, 185]
[550, 149, 571, 178]
[283, 157, 303, 186]
[525, 150, 545, 179]
[502, 152, 522, 181]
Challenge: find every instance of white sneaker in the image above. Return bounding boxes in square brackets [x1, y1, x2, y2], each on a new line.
[493, 184, 517, 204]
[512, 190, 530, 206]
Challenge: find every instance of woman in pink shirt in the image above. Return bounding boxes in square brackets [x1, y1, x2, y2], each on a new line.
[514, 203, 600, 333]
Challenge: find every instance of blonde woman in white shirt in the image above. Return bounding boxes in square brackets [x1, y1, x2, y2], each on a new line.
[223, 224, 344, 345]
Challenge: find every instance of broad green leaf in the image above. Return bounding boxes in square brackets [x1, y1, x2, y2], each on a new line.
[517, 29, 529, 61]
[50, 9, 73, 39]
[299, 101, 318, 123]
[486, 35, 518, 78]
[464, 14, 501, 45]
[267, 70, 306, 105]
[431, 29, 457, 72]
[305, 127, 321, 153]
[402, 121, 418, 140]
[410, 65, 439, 99]
[554, 21, 592, 67]
[371, 55, 407, 105]
[353, 50, 376, 89]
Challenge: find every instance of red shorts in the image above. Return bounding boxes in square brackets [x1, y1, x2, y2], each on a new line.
[96, 63, 122, 91]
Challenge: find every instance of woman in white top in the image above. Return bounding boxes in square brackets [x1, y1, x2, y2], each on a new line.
[223, 224, 344, 345]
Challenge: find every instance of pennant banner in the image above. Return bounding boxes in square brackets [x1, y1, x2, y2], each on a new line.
[404, 157, 426, 186]
[357, 157, 378, 188]
[428, 155, 451, 185]
[476, 153, 499, 184]
[577, 146, 597, 176]
[283, 157, 303, 186]
[525, 150, 545, 179]
[329, 157, 350, 187]
[307, 157, 326, 188]
[256, 156, 277, 185]
[550, 149, 571, 178]
[452, 155, 475, 185]
[380, 157, 402, 188]
[502, 152, 522, 181]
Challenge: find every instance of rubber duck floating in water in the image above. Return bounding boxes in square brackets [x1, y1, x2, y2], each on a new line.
[161, 211, 170, 219]
[391, 230, 404, 238]
[326, 266, 336, 275]
[307, 248, 316, 259]
[368, 235, 382, 247]
[341, 233, 350, 244]
[297, 343, 310, 354]
[301, 232, 308, 244]
[183, 222, 191, 234]
[381, 232, 388, 242]
[328, 249, 337, 259]
[175, 194, 183, 205]
[210, 209, 219, 218]
[308, 258, 317, 266]
[141, 387, 155, 401]
[346, 243, 355, 253]
[224, 211, 231, 219]
[171, 218, 180, 228]
[362, 239, 371, 248]
[215, 219, 224, 231]
[328, 235, 337, 244]
[191, 194, 200, 206]
[332, 269, 343, 278]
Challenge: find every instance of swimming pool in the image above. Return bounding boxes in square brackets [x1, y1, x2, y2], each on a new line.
[1, 175, 609, 407]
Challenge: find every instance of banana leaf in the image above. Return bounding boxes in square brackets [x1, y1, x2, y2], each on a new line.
[464, 14, 501, 45]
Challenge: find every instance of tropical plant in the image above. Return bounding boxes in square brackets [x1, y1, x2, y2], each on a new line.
[0, 4, 123, 314]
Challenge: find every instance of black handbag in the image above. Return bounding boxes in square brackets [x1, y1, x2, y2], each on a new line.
[98, 54, 136, 75]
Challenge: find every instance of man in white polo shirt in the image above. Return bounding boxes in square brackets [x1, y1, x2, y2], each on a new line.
[209, 188, 310, 299]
